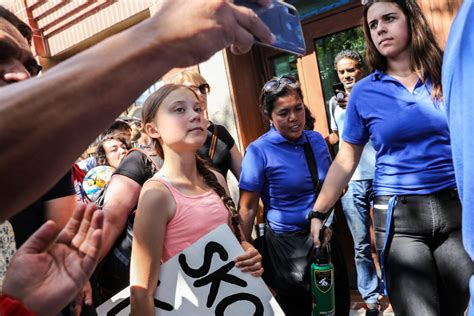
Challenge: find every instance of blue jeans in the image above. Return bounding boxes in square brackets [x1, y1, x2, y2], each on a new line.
[374, 189, 472, 316]
[340, 179, 379, 304]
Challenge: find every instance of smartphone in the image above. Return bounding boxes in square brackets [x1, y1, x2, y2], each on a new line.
[234, 0, 306, 56]
[332, 82, 346, 101]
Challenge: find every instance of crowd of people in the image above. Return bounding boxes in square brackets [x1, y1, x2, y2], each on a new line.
[0, 0, 473, 315]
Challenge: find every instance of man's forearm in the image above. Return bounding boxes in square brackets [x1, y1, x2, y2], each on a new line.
[239, 207, 257, 242]
[98, 195, 136, 261]
[0, 20, 175, 220]
[313, 141, 363, 213]
[99, 217, 127, 263]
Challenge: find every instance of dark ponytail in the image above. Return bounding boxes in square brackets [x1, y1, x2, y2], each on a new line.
[195, 156, 242, 243]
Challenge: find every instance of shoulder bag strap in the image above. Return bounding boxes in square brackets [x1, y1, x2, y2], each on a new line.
[208, 123, 219, 161]
[261, 134, 321, 224]
[125, 147, 161, 171]
[303, 134, 321, 196]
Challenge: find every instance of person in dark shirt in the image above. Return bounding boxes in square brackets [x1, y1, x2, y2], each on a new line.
[10, 171, 76, 247]
[88, 148, 162, 301]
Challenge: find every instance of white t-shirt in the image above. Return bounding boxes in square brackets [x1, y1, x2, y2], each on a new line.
[329, 96, 376, 181]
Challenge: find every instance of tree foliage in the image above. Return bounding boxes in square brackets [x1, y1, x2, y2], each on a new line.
[315, 27, 366, 104]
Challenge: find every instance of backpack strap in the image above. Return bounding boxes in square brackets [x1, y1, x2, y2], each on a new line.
[208, 123, 219, 161]
[303, 134, 322, 196]
[125, 147, 162, 172]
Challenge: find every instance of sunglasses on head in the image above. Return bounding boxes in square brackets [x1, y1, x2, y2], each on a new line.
[189, 83, 210, 95]
[262, 75, 298, 95]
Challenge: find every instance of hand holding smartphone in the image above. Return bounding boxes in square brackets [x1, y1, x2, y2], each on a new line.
[332, 82, 346, 102]
[234, 0, 306, 56]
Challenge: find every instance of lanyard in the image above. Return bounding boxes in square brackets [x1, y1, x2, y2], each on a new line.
[380, 195, 398, 296]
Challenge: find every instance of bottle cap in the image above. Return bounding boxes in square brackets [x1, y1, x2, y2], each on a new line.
[312, 246, 329, 264]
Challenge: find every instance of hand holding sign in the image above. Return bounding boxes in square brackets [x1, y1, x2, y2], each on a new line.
[97, 225, 283, 315]
[235, 241, 263, 277]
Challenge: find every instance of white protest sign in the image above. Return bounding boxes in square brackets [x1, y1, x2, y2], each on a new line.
[97, 224, 284, 315]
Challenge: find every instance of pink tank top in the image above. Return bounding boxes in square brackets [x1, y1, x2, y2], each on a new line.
[148, 177, 229, 262]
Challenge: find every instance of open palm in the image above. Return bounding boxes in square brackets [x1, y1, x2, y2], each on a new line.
[3, 203, 103, 316]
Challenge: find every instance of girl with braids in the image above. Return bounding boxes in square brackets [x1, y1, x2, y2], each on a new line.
[311, 0, 472, 315]
[130, 84, 262, 315]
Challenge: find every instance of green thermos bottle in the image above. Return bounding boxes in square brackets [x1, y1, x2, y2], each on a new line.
[310, 228, 335, 315]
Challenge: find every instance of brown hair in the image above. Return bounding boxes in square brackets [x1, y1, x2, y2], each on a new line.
[362, 0, 443, 100]
[95, 135, 131, 167]
[141, 84, 241, 241]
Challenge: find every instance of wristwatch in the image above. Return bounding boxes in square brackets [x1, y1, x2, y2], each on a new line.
[307, 210, 330, 221]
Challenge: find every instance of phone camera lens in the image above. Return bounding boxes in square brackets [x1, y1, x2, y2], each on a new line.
[336, 91, 345, 101]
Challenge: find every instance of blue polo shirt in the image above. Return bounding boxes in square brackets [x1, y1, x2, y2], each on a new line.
[343, 70, 456, 196]
[443, 2, 474, 306]
[239, 127, 331, 233]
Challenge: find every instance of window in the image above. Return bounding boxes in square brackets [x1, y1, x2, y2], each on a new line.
[269, 53, 299, 79]
[314, 27, 365, 125]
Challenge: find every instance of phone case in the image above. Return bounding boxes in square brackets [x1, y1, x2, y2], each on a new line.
[234, 0, 306, 56]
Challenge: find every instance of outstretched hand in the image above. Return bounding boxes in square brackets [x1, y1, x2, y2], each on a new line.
[149, 0, 274, 68]
[3, 203, 103, 316]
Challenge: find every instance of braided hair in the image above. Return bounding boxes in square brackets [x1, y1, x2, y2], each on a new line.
[195, 156, 242, 242]
[141, 84, 242, 242]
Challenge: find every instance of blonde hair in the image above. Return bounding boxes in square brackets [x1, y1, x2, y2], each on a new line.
[170, 70, 209, 91]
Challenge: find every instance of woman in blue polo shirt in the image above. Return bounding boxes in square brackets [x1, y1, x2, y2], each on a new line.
[310, 1, 472, 315]
[238, 77, 333, 315]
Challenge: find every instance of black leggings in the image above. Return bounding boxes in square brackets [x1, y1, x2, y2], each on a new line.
[374, 189, 472, 316]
